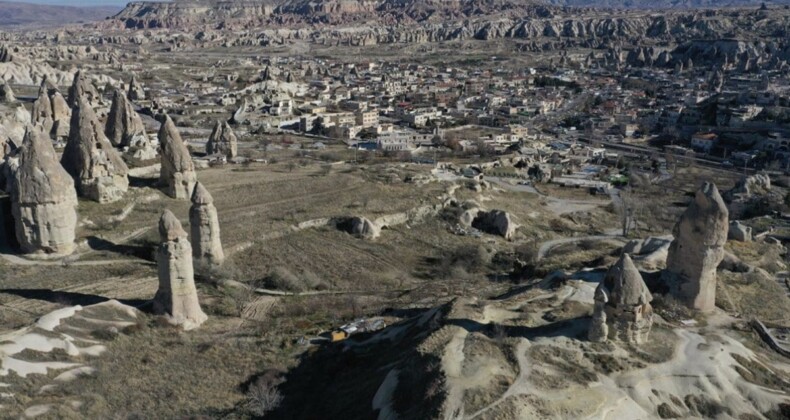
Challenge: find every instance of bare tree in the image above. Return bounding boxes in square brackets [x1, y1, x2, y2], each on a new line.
[319, 164, 332, 177]
[247, 377, 283, 416]
[617, 187, 635, 237]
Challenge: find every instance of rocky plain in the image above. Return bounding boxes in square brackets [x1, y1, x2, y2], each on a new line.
[0, 0, 790, 418]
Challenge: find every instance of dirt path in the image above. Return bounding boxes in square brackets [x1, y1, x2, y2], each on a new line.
[487, 177, 608, 215]
[536, 232, 626, 261]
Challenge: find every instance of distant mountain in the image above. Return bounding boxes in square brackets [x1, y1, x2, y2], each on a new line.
[0, 1, 122, 28]
[544, 0, 790, 8]
[110, 0, 554, 29]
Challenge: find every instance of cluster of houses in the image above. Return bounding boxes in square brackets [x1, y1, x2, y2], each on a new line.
[140, 51, 789, 171]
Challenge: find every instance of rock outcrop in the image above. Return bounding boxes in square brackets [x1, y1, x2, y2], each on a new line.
[67, 71, 101, 108]
[30, 87, 54, 135]
[665, 182, 729, 312]
[472, 209, 517, 240]
[127, 75, 145, 101]
[337, 216, 380, 240]
[11, 128, 78, 257]
[231, 98, 250, 124]
[31, 79, 71, 140]
[622, 236, 672, 270]
[0, 82, 15, 103]
[205, 120, 238, 158]
[589, 253, 653, 344]
[158, 114, 197, 199]
[728, 173, 771, 197]
[105, 89, 156, 160]
[61, 98, 129, 203]
[153, 209, 207, 330]
[0, 102, 31, 154]
[189, 182, 225, 266]
[49, 89, 71, 139]
[728, 220, 752, 242]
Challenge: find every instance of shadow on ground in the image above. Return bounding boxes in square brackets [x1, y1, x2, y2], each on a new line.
[87, 236, 155, 261]
[0, 288, 150, 311]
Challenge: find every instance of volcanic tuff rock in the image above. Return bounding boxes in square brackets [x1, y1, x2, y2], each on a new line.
[153, 209, 208, 330]
[106, 1, 790, 70]
[67, 71, 101, 108]
[472, 209, 517, 240]
[205, 120, 238, 158]
[337, 216, 381, 240]
[728, 220, 752, 242]
[547, 0, 790, 8]
[665, 182, 729, 312]
[127, 75, 145, 101]
[158, 114, 197, 200]
[30, 87, 53, 135]
[110, 0, 555, 29]
[189, 182, 225, 266]
[590, 253, 653, 344]
[0, 45, 14, 63]
[61, 98, 129, 203]
[729, 173, 771, 197]
[31, 77, 71, 139]
[105, 89, 146, 145]
[231, 98, 250, 124]
[11, 128, 78, 256]
[0, 103, 30, 156]
[0, 81, 15, 103]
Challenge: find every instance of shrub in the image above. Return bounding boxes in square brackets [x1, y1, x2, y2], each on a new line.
[194, 260, 240, 285]
[436, 245, 493, 278]
[266, 267, 303, 291]
[264, 267, 330, 292]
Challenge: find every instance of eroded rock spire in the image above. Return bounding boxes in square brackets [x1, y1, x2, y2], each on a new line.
[153, 209, 208, 330]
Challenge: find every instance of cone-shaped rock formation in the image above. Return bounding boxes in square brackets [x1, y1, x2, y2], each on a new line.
[12, 128, 78, 256]
[158, 114, 196, 199]
[189, 182, 225, 266]
[153, 209, 208, 330]
[61, 98, 129, 203]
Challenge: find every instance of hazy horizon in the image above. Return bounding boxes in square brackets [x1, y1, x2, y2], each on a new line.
[0, 0, 138, 6]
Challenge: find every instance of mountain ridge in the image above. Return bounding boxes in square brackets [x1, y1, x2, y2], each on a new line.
[0, 1, 121, 28]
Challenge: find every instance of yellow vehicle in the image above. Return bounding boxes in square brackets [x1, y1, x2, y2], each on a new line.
[330, 330, 348, 342]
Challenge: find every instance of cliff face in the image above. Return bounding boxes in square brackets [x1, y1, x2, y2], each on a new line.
[109, 0, 790, 45]
[111, 0, 554, 29]
[546, 0, 790, 8]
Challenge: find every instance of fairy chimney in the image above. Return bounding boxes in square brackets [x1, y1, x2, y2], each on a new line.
[153, 209, 208, 330]
[158, 115, 197, 199]
[11, 128, 78, 256]
[189, 182, 225, 266]
[127, 75, 145, 101]
[664, 182, 728, 312]
[205, 120, 238, 158]
[589, 253, 653, 344]
[61, 97, 129, 203]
